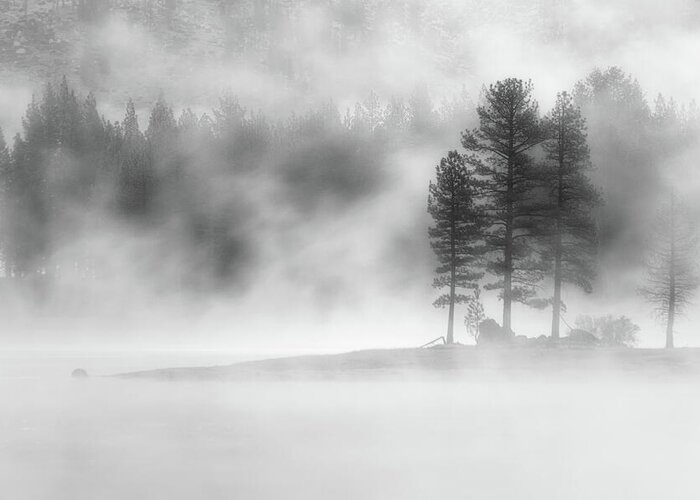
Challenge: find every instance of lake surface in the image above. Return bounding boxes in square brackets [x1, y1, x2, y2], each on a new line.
[1, 350, 699, 499]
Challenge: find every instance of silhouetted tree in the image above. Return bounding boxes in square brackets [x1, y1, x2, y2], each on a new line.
[428, 151, 485, 344]
[639, 195, 698, 348]
[0, 128, 9, 183]
[461, 78, 546, 333]
[118, 99, 153, 216]
[146, 96, 179, 211]
[0, 128, 11, 271]
[9, 90, 52, 278]
[541, 92, 599, 339]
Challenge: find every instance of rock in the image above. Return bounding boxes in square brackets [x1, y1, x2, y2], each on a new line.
[477, 318, 512, 345]
[513, 335, 529, 346]
[71, 368, 88, 378]
[565, 329, 599, 346]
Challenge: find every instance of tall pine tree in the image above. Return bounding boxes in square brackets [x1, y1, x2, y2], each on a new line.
[462, 78, 546, 333]
[0, 128, 11, 273]
[118, 98, 153, 217]
[428, 151, 485, 344]
[542, 92, 600, 339]
[639, 195, 698, 348]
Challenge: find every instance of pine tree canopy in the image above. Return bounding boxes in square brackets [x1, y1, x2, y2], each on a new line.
[461, 78, 548, 313]
[427, 150, 486, 309]
[541, 91, 600, 295]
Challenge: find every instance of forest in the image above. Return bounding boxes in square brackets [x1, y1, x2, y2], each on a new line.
[0, 75, 468, 315]
[0, 67, 698, 347]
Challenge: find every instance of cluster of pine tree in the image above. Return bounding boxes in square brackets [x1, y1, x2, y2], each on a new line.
[0, 77, 464, 304]
[428, 78, 598, 343]
[429, 70, 700, 348]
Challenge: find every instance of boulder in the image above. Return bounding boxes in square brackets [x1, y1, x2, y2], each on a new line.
[71, 368, 88, 378]
[565, 329, 599, 346]
[513, 335, 529, 346]
[534, 334, 550, 345]
[477, 319, 512, 345]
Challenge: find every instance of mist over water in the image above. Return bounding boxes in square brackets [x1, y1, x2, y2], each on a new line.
[2, 365, 700, 499]
[1, 2, 700, 498]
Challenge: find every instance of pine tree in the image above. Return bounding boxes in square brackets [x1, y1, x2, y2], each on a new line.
[428, 150, 485, 344]
[10, 90, 54, 278]
[639, 195, 698, 348]
[213, 94, 246, 165]
[0, 128, 9, 180]
[118, 99, 153, 216]
[146, 96, 177, 148]
[146, 96, 178, 195]
[122, 98, 141, 145]
[78, 92, 106, 200]
[461, 78, 546, 333]
[56, 76, 81, 151]
[0, 128, 11, 273]
[542, 92, 600, 339]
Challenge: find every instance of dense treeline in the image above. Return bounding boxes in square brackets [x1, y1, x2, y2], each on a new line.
[428, 68, 700, 347]
[0, 77, 464, 302]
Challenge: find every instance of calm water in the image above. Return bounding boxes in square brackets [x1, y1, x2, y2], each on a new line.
[1, 350, 699, 499]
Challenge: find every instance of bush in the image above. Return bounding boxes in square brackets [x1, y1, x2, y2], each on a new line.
[574, 315, 640, 347]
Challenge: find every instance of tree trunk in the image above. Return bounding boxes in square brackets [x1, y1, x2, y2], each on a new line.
[551, 243, 562, 339]
[503, 156, 514, 334]
[447, 275, 455, 344]
[666, 299, 675, 349]
[447, 208, 456, 344]
[551, 124, 565, 339]
[667, 197, 676, 349]
[503, 243, 512, 333]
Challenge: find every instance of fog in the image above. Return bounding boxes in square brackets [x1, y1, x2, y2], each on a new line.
[2, 356, 700, 499]
[1, 0, 700, 347]
[2, 4, 700, 496]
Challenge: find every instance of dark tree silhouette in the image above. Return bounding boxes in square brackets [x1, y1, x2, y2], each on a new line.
[427, 151, 485, 344]
[639, 195, 698, 348]
[0, 77, 448, 304]
[8, 88, 53, 278]
[0, 128, 10, 270]
[541, 92, 600, 339]
[117, 98, 154, 216]
[461, 78, 546, 333]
